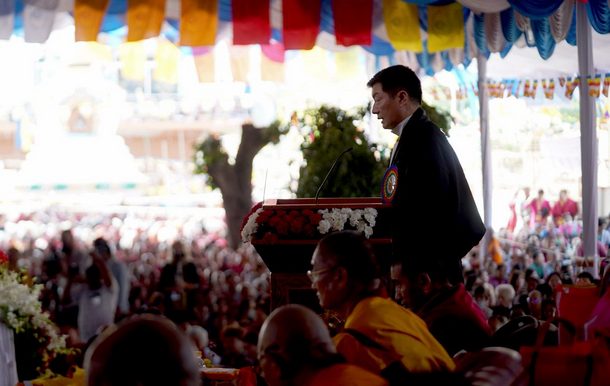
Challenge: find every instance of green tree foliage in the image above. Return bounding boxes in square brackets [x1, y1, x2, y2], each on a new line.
[295, 103, 453, 199]
[295, 105, 388, 198]
[422, 101, 453, 136]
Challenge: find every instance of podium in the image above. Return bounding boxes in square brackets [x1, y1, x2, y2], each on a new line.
[244, 197, 393, 311]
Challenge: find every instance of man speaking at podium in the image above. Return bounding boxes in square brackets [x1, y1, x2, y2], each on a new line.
[368, 65, 485, 284]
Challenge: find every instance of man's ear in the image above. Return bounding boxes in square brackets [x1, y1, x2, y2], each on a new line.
[396, 90, 410, 105]
[331, 266, 349, 291]
[416, 272, 432, 295]
[263, 353, 287, 382]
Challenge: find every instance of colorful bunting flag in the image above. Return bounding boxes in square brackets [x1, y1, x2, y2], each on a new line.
[428, 3, 465, 53]
[541, 79, 555, 99]
[442, 86, 451, 99]
[588, 75, 601, 98]
[119, 42, 146, 81]
[523, 80, 531, 97]
[0, 0, 15, 39]
[180, 0, 218, 47]
[530, 79, 538, 98]
[153, 39, 180, 85]
[486, 81, 494, 97]
[456, 86, 465, 100]
[74, 0, 109, 41]
[603, 74, 610, 97]
[194, 49, 215, 83]
[382, 0, 422, 52]
[232, 0, 270, 45]
[127, 0, 165, 42]
[261, 43, 285, 82]
[261, 42, 285, 63]
[230, 46, 251, 82]
[73, 42, 113, 63]
[282, 0, 321, 50]
[24, 0, 59, 43]
[515, 80, 523, 97]
[261, 54, 285, 82]
[332, 0, 373, 46]
[506, 80, 516, 97]
[565, 76, 579, 99]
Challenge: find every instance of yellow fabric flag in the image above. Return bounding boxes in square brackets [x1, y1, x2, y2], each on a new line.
[119, 42, 146, 81]
[180, 0, 218, 47]
[73, 42, 113, 63]
[427, 3, 464, 53]
[74, 0, 109, 42]
[383, 0, 422, 52]
[127, 0, 166, 42]
[194, 51, 215, 83]
[154, 39, 180, 84]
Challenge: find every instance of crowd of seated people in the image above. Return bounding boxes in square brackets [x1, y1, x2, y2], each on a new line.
[3, 205, 610, 385]
[0, 209, 270, 371]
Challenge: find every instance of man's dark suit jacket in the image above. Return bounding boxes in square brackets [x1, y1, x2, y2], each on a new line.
[389, 107, 485, 282]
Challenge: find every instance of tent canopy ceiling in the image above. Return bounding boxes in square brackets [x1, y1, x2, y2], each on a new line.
[487, 30, 610, 78]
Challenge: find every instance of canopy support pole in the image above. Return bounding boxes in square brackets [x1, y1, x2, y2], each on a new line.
[478, 53, 493, 267]
[576, 2, 599, 277]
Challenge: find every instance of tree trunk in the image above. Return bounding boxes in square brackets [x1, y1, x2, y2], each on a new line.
[207, 124, 267, 250]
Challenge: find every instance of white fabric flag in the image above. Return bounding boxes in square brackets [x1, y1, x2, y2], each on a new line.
[0, 0, 14, 40]
[24, 0, 59, 43]
[550, 0, 574, 43]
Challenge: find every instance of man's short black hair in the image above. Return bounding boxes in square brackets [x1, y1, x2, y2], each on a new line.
[367, 65, 422, 104]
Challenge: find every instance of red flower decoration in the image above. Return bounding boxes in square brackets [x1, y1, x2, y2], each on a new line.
[240, 202, 263, 232]
[245, 205, 325, 243]
[0, 250, 8, 264]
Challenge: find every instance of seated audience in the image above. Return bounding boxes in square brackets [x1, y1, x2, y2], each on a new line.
[575, 271, 595, 286]
[220, 325, 255, 368]
[257, 304, 388, 386]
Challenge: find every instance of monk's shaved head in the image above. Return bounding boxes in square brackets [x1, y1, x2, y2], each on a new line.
[85, 314, 200, 386]
[258, 304, 335, 359]
[257, 304, 340, 385]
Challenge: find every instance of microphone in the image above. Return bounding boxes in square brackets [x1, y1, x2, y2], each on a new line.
[315, 147, 353, 205]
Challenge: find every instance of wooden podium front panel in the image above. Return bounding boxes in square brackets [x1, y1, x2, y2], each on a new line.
[249, 197, 393, 311]
[270, 272, 322, 313]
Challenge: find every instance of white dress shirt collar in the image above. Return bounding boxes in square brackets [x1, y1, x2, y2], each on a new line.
[392, 114, 412, 137]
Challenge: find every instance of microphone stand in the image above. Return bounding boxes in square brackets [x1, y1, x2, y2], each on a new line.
[315, 147, 353, 206]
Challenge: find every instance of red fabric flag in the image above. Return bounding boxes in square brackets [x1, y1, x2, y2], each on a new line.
[332, 0, 372, 46]
[232, 0, 270, 45]
[282, 0, 322, 50]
